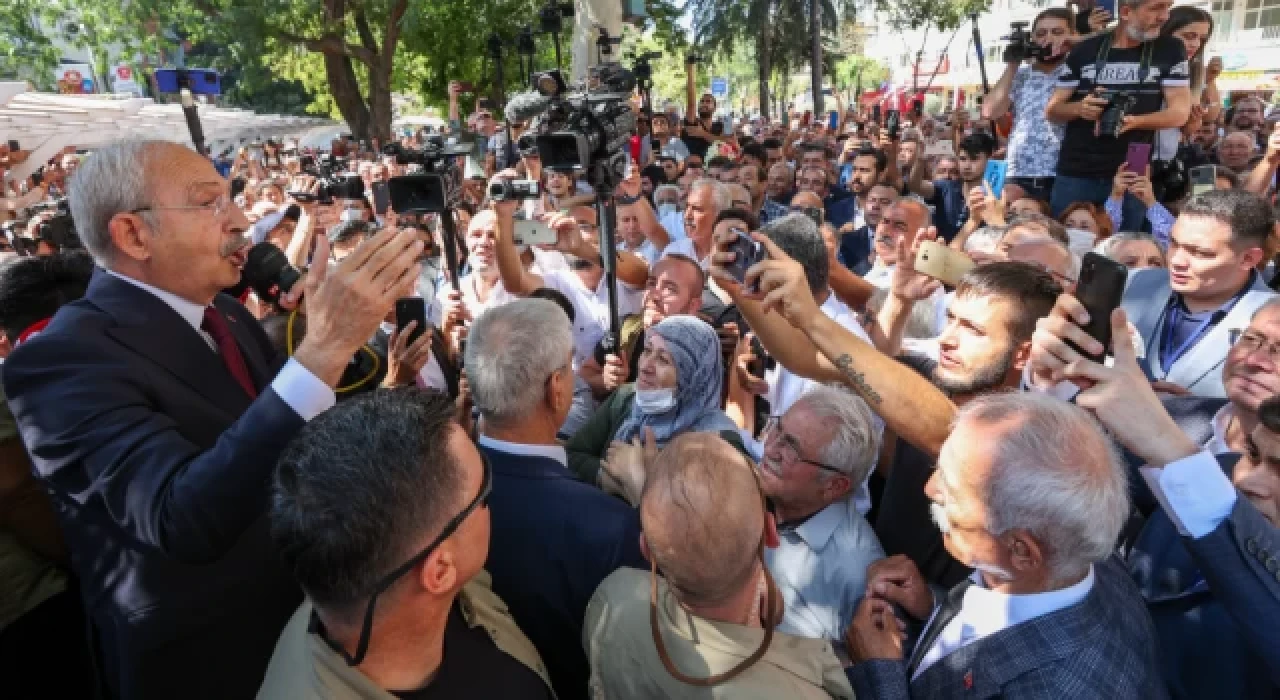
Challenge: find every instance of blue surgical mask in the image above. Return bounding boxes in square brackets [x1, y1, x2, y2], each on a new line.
[634, 387, 677, 415]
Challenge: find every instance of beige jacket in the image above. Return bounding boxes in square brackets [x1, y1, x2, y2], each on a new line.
[257, 571, 555, 699]
[583, 568, 855, 699]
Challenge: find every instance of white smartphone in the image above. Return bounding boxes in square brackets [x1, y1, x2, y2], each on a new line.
[513, 201, 556, 246]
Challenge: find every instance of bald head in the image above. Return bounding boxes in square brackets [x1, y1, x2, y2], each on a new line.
[892, 198, 930, 235]
[640, 433, 764, 606]
[790, 190, 823, 210]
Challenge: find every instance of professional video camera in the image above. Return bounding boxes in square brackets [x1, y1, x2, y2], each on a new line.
[521, 62, 638, 176]
[382, 135, 473, 215]
[291, 153, 364, 204]
[1097, 90, 1138, 139]
[488, 179, 541, 201]
[1002, 21, 1052, 63]
[25, 199, 82, 252]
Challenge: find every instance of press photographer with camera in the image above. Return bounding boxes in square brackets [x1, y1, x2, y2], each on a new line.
[1045, 0, 1192, 229]
[982, 9, 1078, 203]
[683, 54, 735, 161]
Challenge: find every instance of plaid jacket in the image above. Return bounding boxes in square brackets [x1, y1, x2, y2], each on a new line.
[846, 558, 1167, 700]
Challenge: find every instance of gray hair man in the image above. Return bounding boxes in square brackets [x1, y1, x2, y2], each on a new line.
[585, 433, 855, 699]
[465, 298, 645, 699]
[753, 213, 885, 513]
[1, 139, 421, 699]
[759, 386, 886, 646]
[845, 392, 1163, 697]
[663, 178, 729, 267]
[260, 390, 554, 698]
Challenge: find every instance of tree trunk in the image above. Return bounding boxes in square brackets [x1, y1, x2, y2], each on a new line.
[757, 17, 772, 118]
[324, 53, 372, 140]
[809, 0, 823, 115]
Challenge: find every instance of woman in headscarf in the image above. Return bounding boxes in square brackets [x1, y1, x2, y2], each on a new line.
[567, 315, 743, 487]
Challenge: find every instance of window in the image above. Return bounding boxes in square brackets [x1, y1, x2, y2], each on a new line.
[1212, 0, 1233, 10]
[1245, 0, 1280, 29]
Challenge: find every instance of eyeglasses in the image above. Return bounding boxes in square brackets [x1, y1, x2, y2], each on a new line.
[761, 417, 846, 475]
[323, 451, 492, 666]
[1230, 328, 1280, 362]
[131, 193, 233, 219]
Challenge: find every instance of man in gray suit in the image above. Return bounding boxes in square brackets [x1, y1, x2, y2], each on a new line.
[843, 392, 1165, 699]
[1121, 189, 1275, 398]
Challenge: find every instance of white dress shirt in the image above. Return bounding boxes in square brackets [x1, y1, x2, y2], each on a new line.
[659, 237, 710, 270]
[377, 321, 448, 392]
[539, 268, 644, 369]
[107, 271, 335, 421]
[1205, 404, 1236, 456]
[1140, 448, 1238, 539]
[913, 565, 1096, 679]
[477, 434, 568, 467]
[765, 498, 885, 644]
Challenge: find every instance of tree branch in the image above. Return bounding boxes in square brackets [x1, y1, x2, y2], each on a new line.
[354, 8, 379, 55]
[383, 0, 410, 62]
[268, 27, 377, 66]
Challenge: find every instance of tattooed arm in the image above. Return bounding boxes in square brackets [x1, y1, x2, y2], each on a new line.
[714, 231, 955, 458]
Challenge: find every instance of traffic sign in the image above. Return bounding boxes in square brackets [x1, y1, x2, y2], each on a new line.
[710, 77, 728, 98]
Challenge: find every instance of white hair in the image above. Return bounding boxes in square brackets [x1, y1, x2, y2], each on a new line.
[954, 392, 1129, 583]
[690, 178, 731, 213]
[67, 139, 160, 266]
[465, 299, 574, 425]
[1094, 231, 1166, 263]
[795, 385, 880, 486]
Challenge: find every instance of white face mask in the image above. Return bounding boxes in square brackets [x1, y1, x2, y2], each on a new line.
[658, 202, 678, 216]
[634, 387, 677, 415]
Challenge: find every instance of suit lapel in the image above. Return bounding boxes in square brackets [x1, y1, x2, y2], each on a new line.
[1166, 286, 1272, 390]
[91, 270, 254, 415]
[1130, 271, 1172, 377]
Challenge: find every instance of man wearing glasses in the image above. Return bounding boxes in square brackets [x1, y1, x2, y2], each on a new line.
[756, 387, 885, 653]
[260, 390, 554, 699]
[2, 140, 423, 699]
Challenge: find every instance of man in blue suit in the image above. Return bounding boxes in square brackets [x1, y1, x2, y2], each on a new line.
[1031, 295, 1280, 697]
[843, 392, 1164, 699]
[1120, 189, 1276, 398]
[465, 298, 646, 700]
[2, 140, 423, 699]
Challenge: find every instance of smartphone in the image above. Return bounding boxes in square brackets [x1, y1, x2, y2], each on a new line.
[6, 140, 18, 151]
[1124, 142, 1151, 175]
[1096, 0, 1116, 15]
[388, 174, 446, 213]
[914, 240, 975, 287]
[725, 228, 766, 290]
[372, 181, 391, 215]
[513, 210, 557, 246]
[828, 111, 839, 130]
[1068, 252, 1128, 362]
[872, 104, 882, 123]
[886, 110, 901, 139]
[395, 297, 428, 347]
[1189, 165, 1217, 196]
[982, 159, 1008, 197]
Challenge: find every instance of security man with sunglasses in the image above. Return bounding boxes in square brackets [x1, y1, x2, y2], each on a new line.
[260, 390, 554, 699]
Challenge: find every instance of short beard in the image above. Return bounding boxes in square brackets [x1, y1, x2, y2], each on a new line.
[1124, 23, 1160, 42]
[698, 109, 714, 119]
[932, 347, 1015, 395]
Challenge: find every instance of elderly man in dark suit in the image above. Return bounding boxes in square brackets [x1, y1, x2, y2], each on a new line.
[2, 140, 422, 699]
[1030, 295, 1280, 697]
[464, 298, 646, 700]
[843, 392, 1165, 699]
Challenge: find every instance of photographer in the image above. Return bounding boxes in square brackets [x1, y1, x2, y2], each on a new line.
[683, 56, 735, 161]
[983, 8, 1078, 203]
[1045, 0, 1192, 229]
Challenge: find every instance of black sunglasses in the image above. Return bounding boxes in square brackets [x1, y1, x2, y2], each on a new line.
[322, 452, 493, 666]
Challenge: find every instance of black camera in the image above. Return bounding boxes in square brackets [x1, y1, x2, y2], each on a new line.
[686, 52, 704, 65]
[1098, 90, 1138, 139]
[631, 50, 661, 85]
[27, 199, 81, 252]
[527, 62, 638, 173]
[1151, 158, 1189, 203]
[539, 0, 574, 33]
[290, 154, 362, 204]
[382, 137, 472, 215]
[1002, 21, 1053, 63]
[489, 179, 541, 201]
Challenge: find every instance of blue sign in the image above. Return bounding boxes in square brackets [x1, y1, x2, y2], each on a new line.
[80, 78, 95, 93]
[710, 77, 728, 98]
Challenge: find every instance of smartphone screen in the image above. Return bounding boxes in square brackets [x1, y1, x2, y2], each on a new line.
[372, 181, 391, 215]
[982, 160, 1008, 197]
[1069, 252, 1128, 362]
[828, 111, 839, 130]
[1124, 143, 1152, 175]
[1189, 165, 1217, 196]
[6, 140, 18, 152]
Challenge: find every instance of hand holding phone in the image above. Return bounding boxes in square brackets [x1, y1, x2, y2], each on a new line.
[982, 160, 1008, 198]
[725, 228, 766, 291]
[395, 297, 428, 347]
[1124, 143, 1151, 175]
[914, 240, 975, 287]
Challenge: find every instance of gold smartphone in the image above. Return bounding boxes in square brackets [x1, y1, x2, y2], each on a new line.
[914, 240, 975, 287]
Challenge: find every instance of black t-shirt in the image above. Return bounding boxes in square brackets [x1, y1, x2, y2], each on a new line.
[390, 603, 552, 700]
[682, 118, 713, 160]
[871, 353, 972, 588]
[1055, 33, 1189, 178]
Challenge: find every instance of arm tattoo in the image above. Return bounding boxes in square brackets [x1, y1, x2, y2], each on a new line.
[833, 354, 883, 406]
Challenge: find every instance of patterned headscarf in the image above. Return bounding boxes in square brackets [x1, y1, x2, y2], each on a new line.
[612, 315, 738, 446]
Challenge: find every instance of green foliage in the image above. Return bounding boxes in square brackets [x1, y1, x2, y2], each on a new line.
[832, 55, 889, 93]
[875, 0, 991, 33]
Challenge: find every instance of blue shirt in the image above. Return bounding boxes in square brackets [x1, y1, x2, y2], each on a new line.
[766, 498, 885, 646]
[928, 179, 970, 243]
[824, 195, 858, 230]
[759, 197, 791, 226]
[837, 226, 872, 275]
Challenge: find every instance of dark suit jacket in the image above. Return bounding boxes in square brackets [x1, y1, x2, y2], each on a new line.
[1130, 453, 1280, 696]
[2, 271, 306, 699]
[846, 559, 1166, 699]
[480, 444, 646, 700]
[837, 225, 873, 276]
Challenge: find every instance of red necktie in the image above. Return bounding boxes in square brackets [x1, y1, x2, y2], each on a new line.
[201, 307, 258, 399]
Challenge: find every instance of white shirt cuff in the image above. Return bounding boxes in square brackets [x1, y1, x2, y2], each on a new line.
[1139, 448, 1238, 539]
[1020, 364, 1081, 402]
[270, 357, 337, 422]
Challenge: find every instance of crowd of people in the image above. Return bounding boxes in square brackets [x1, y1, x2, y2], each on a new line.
[2, 0, 1280, 698]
